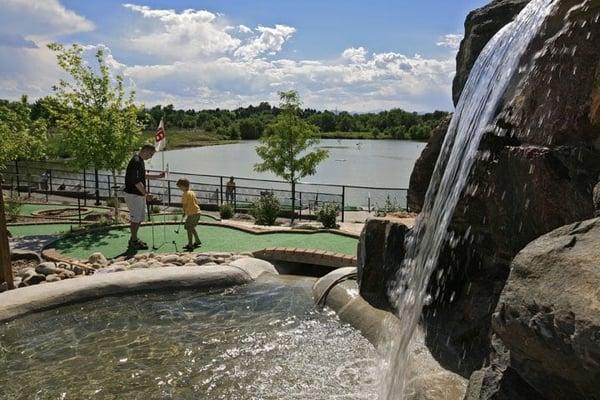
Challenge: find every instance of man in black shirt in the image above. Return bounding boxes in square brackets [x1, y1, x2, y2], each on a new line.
[124, 144, 164, 249]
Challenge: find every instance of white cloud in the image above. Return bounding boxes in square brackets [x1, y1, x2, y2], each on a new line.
[1, 0, 94, 40]
[0, 3, 457, 112]
[122, 4, 241, 60]
[342, 47, 367, 63]
[234, 25, 296, 60]
[436, 33, 463, 50]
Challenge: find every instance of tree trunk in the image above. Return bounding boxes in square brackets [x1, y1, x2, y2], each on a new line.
[112, 170, 120, 223]
[291, 181, 296, 225]
[0, 176, 15, 290]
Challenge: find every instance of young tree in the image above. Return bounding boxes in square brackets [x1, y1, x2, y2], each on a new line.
[47, 43, 143, 220]
[0, 96, 47, 170]
[254, 91, 329, 224]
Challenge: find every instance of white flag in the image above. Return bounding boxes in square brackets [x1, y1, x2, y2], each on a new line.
[155, 118, 166, 151]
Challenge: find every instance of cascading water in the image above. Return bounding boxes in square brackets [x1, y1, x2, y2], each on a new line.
[380, 0, 558, 398]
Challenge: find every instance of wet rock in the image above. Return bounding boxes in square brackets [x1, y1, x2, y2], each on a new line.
[453, 0, 531, 105]
[45, 274, 61, 283]
[357, 218, 409, 311]
[492, 218, 600, 400]
[0, 282, 6, 293]
[407, 116, 451, 212]
[35, 262, 57, 275]
[88, 252, 108, 266]
[230, 257, 278, 279]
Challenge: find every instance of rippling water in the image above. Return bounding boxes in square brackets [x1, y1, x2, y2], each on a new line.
[0, 275, 377, 399]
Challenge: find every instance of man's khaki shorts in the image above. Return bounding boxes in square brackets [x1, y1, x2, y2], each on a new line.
[185, 214, 201, 230]
[124, 192, 146, 223]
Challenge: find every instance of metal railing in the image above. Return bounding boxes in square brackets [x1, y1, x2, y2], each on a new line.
[2, 160, 410, 221]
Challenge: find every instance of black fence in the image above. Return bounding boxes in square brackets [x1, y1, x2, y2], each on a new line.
[2, 160, 409, 221]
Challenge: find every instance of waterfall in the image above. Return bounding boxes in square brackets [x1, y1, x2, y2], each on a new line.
[380, 0, 558, 398]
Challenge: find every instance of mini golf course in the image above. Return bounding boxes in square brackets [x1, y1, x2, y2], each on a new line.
[8, 223, 79, 237]
[46, 224, 358, 259]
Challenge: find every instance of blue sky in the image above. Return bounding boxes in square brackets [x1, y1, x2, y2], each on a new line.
[1, 0, 488, 112]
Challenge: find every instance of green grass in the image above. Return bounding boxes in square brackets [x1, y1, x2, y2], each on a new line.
[48, 224, 357, 259]
[8, 223, 80, 237]
[142, 129, 238, 150]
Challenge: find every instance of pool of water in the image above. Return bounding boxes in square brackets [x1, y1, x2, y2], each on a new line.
[0, 275, 378, 399]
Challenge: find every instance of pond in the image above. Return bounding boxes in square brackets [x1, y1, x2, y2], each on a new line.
[0, 275, 378, 399]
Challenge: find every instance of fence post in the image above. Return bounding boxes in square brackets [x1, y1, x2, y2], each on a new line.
[0, 178, 15, 290]
[167, 180, 171, 206]
[220, 176, 224, 205]
[77, 193, 82, 225]
[14, 160, 20, 194]
[107, 175, 111, 201]
[49, 169, 53, 193]
[94, 168, 101, 205]
[299, 192, 302, 221]
[82, 168, 87, 207]
[341, 186, 345, 223]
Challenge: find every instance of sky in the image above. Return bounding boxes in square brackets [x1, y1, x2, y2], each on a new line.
[0, 0, 488, 112]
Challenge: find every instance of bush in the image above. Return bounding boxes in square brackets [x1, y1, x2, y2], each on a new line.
[4, 195, 22, 221]
[316, 203, 339, 229]
[219, 204, 234, 219]
[151, 205, 161, 214]
[251, 192, 280, 225]
[105, 197, 118, 208]
[375, 195, 401, 217]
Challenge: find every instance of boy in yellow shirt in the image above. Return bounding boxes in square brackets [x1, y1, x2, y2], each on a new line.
[176, 178, 202, 251]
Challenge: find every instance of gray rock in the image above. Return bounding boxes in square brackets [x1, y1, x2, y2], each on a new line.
[56, 269, 76, 279]
[492, 218, 600, 400]
[129, 262, 149, 269]
[45, 274, 61, 283]
[23, 274, 46, 285]
[357, 218, 409, 311]
[10, 249, 42, 263]
[194, 256, 213, 266]
[35, 262, 57, 275]
[16, 267, 36, 278]
[229, 257, 278, 279]
[159, 255, 181, 265]
[88, 252, 108, 266]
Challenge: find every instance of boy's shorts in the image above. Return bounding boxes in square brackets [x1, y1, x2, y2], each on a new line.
[185, 214, 201, 230]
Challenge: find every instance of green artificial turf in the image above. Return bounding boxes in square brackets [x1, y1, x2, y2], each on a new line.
[8, 223, 80, 237]
[48, 224, 358, 259]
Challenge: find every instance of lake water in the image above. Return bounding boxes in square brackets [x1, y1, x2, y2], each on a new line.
[147, 139, 425, 189]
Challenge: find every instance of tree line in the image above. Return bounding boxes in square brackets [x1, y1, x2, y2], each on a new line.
[6, 94, 449, 144]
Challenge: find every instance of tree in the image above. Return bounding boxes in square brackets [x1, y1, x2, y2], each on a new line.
[239, 117, 264, 140]
[47, 43, 143, 220]
[254, 91, 329, 224]
[0, 96, 47, 170]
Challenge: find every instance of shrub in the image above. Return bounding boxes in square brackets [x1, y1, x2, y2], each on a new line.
[105, 197, 118, 208]
[375, 195, 401, 217]
[151, 205, 161, 214]
[220, 204, 234, 219]
[4, 195, 23, 221]
[251, 192, 280, 225]
[316, 203, 339, 229]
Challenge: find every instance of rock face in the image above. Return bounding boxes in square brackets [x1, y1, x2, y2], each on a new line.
[357, 218, 408, 310]
[453, 0, 531, 105]
[399, 0, 600, 390]
[491, 218, 600, 400]
[407, 116, 451, 213]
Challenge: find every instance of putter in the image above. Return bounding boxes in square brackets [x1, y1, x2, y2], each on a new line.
[172, 241, 178, 252]
[174, 215, 185, 234]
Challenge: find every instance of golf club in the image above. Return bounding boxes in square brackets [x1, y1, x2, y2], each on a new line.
[174, 214, 185, 234]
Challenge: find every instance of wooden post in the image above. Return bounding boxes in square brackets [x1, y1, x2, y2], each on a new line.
[341, 185, 345, 223]
[0, 177, 15, 290]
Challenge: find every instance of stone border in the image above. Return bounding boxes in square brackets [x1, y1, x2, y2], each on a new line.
[253, 248, 356, 269]
[0, 263, 276, 323]
[313, 269, 468, 400]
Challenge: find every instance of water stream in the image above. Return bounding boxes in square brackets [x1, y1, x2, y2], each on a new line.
[380, 0, 558, 398]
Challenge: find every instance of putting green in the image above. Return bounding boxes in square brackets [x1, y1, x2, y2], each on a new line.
[8, 223, 80, 237]
[48, 224, 358, 259]
[149, 213, 216, 222]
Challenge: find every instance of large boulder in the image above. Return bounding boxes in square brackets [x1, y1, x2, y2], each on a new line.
[407, 116, 451, 213]
[453, 0, 531, 105]
[491, 218, 600, 400]
[357, 218, 408, 310]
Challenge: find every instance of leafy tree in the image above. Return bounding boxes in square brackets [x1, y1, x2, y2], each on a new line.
[254, 90, 329, 224]
[239, 117, 264, 140]
[47, 43, 143, 220]
[0, 97, 47, 171]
